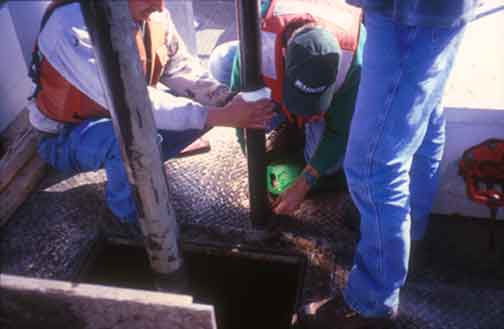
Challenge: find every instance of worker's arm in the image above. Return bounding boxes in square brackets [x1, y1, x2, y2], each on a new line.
[149, 86, 274, 130]
[307, 25, 365, 178]
[308, 114, 352, 178]
[147, 9, 275, 131]
[158, 10, 233, 107]
[38, 4, 212, 131]
[37, 5, 273, 132]
[272, 164, 319, 215]
[271, 113, 350, 215]
[272, 72, 360, 216]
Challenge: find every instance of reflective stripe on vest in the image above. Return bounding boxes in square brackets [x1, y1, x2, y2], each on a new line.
[35, 2, 169, 123]
[260, 0, 362, 110]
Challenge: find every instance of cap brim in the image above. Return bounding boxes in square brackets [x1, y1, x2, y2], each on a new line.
[283, 76, 337, 117]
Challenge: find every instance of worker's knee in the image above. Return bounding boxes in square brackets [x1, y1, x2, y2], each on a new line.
[208, 40, 239, 86]
[38, 133, 75, 173]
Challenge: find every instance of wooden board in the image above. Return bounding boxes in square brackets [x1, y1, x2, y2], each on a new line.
[0, 108, 30, 145]
[0, 155, 47, 226]
[0, 274, 217, 329]
[0, 108, 47, 227]
[0, 121, 44, 192]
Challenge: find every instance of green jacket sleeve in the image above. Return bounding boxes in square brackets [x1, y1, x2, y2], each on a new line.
[229, 50, 241, 92]
[229, 51, 248, 153]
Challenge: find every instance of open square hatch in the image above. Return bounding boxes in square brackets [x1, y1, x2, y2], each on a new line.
[80, 240, 306, 329]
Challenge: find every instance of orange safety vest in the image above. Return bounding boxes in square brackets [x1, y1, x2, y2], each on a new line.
[33, 0, 168, 124]
[260, 0, 362, 123]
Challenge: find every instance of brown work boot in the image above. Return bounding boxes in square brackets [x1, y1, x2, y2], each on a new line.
[297, 297, 396, 329]
[176, 137, 211, 158]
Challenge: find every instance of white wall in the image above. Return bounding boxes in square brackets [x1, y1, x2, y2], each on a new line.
[165, 0, 198, 55]
[432, 3, 504, 220]
[0, 1, 48, 133]
[8, 1, 50, 68]
[0, 5, 32, 132]
[434, 108, 504, 220]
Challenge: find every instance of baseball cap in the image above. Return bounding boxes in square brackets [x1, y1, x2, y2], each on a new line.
[283, 27, 341, 117]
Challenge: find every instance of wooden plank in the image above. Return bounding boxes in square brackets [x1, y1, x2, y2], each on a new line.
[0, 117, 44, 192]
[0, 274, 217, 329]
[0, 109, 30, 145]
[0, 154, 47, 226]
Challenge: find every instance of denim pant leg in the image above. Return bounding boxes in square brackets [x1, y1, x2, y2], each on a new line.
[208, 40, 239, 86]
[410, 103, 446, 241]
[38, 118, 138, 223]
[39, 118, 204, 224]
[342, 11, 466, 316]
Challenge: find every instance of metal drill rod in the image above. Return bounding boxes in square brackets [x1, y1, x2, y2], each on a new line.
[236, 0, 269, 228]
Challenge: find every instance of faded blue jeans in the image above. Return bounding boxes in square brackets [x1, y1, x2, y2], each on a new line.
[343, 11, 467, 316]
[39, 118, 202, 224]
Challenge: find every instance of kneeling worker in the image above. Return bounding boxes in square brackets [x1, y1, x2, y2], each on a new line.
[209, 0, 366, 215]
[28, 0, 274, 236]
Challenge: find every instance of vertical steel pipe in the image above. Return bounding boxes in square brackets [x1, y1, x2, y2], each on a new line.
[80, 0, 182, 275]
[236, 0, 269, 228]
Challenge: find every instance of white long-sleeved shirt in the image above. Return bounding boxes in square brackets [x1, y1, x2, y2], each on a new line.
[30, 3, 231, 133]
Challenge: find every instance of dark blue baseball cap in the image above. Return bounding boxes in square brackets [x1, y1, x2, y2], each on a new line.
[283, 27, 341, 116]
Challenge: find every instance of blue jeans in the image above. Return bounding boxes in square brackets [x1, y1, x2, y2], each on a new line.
[38, 118, 202, 224]
[208, 40, 240, 85]
[343, 11, 466, 316]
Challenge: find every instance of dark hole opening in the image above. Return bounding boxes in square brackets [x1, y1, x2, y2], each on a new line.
[81, 242, 305, 329]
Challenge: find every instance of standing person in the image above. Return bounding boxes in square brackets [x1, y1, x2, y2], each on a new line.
[28, 0, 274, 236]
[298, 1, 478, 328]
[209, 0, 365, 215]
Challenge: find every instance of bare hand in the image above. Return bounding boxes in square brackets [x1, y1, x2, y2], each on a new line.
[272, 176, 310, 215]
[207, 94, 275, 129]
